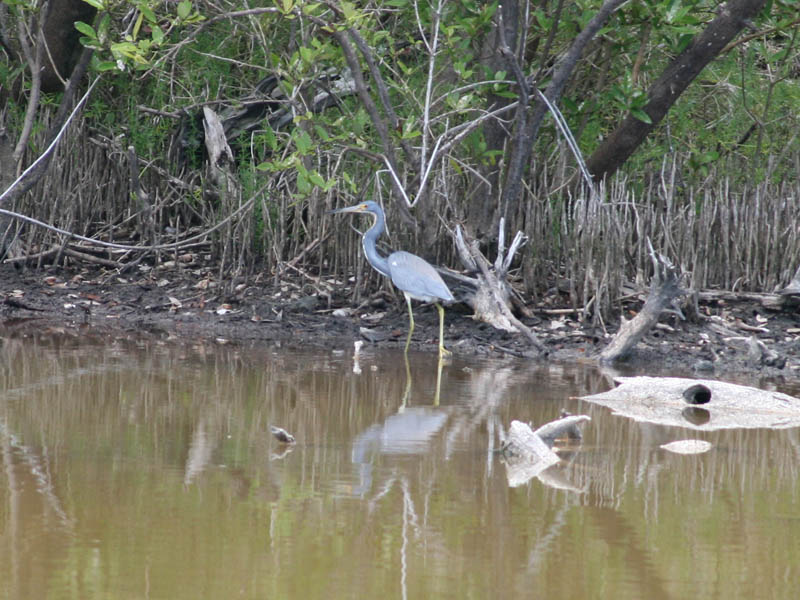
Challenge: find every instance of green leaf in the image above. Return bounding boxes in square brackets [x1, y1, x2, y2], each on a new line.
[151, 25, 165, 45]
[533, 9, 551, 28]
[177, 0, 192, 20]
[132, 11, 144, 40]
[631, 108, 652, 124]
[263, 126, 277, 151]
[81, 0, 105, 10]
[96, 61, 119, 72]
[342, 171, 354, 191]
[340, 1, 357, 21]
[111, 41, 139, 54]
[675, 33, 694, 53]
[96, 13, 110, 43]
[308, 170, 326, 188]
[314, 125, 330, 142]
[296, 170, 311, 195]
[256, 157, 291, 171]
[299, 46, 315, 64]
[561, 96, 578, 112]
[140, 6, 157, 22]
[74, 21, 97, 40]
[665, 0, 682, 23]
[294, 130, 313, 155]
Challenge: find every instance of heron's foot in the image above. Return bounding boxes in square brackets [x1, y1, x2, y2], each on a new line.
[438, 346, 452, 359]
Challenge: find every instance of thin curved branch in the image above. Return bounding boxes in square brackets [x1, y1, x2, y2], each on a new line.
[12, 12, 43, 166]
[1, 76, 101, 205]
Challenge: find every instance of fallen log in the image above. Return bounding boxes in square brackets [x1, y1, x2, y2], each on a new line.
[170, 70, 357, 170]
[580, 376, 800, 430]
[599, 241, 685, 363]
[533, 412, 591, 446]
[500, 414, 591, 488]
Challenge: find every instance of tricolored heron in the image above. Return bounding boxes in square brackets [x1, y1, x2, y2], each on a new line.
[330, 201, 454, 358]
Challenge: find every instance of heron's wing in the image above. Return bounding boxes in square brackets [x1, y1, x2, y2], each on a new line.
[387, 251, 454, 303]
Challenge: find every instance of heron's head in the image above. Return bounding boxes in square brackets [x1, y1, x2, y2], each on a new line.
[328, 201, 381, 217]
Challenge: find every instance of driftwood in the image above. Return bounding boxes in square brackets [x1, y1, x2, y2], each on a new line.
[451, 220, 547, 355]
[170, 70, 357, 171]
[580, 376, 800, 430]
[599, 242, 685, 363]
[533, 412, 589, 445]
[698, 289, 800, 311]
[500, 415, 591, 488]
[780, 263, 800, 296]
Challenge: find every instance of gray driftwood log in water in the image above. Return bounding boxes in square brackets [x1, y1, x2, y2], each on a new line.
[500, 415, 591, 488]
[580, 376, 800, 430]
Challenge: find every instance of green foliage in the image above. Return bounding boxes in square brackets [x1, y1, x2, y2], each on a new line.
[76, 0, 203, 72]
[9, 0, 793, 275]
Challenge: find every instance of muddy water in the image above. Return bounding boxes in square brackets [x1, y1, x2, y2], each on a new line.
[1, 332, 799, 600]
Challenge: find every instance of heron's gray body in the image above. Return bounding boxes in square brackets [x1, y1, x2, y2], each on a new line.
[384, 250, 454, 304]
[330, 200, 454, 357]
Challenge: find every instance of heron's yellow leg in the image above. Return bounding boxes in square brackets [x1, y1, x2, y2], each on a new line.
[404, 294, 415, 354]
[436, 303, 451, 358]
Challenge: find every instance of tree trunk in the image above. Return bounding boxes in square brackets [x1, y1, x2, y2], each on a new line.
[467, 1, 521, 239]
[498, 0, 627, 222]
[40, 0, 97, 92]
[586, 0, 768, 181]
[0, 0, 95, 98]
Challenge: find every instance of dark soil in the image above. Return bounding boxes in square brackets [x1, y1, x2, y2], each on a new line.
[2, 262, 799, 384]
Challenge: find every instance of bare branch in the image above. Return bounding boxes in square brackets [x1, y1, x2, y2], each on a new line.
[502, 0, 628, 210]
[346, 28, 415, 164]
[12, 13, 43, 166]
[419, 0, 444, 183]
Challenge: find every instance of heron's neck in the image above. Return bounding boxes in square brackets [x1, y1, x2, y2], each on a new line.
[363, 212, 391, 277]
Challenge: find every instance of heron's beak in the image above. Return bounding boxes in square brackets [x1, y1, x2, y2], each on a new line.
[327, 204, 366, 215]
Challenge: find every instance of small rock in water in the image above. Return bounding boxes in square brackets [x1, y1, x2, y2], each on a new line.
[660, 439, 712, 454]
[270, 425, 296, 444]
[692, 359, 715, 373]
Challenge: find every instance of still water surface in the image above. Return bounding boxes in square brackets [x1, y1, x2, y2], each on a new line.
[1, 331, 799, 599]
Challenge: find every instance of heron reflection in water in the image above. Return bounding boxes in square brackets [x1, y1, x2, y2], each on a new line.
[329, 201, 454, 358]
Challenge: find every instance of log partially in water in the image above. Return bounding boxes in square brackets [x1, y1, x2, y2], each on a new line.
[580, 376, 800, 430]
[533, 414, 591, 446]
[501, 415, 591, 487]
